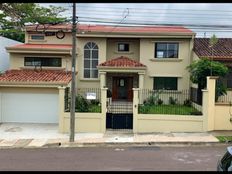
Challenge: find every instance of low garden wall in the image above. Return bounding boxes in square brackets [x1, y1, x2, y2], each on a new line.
[135, 114, 204, 133]
[133, 88, 204, 133]
[214, 104, 232, 130]
[58, 87, 107, 133]
[62, 112, 104, 133]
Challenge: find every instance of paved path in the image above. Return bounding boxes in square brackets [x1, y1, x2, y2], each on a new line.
[0, 123, 224, 149]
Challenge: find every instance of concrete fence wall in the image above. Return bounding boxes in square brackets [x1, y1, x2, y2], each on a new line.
[58, 87, 107, 133]
[204, 77, 232, 131]
[133, 88, 204, 133]
[58, 76, 232, 134]
[214, 104, 232, 130]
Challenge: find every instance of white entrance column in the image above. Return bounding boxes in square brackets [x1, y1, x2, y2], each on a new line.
[99, 71, 106, 88]
[138, 72, 145, 104]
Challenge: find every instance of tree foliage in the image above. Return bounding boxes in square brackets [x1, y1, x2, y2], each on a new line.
[187, 58, 229, 100]
[210, 34, 218, 47]
[0, 3, 68, 42]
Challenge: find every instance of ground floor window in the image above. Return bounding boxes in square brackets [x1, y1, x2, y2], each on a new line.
[153, 77, 177, 90]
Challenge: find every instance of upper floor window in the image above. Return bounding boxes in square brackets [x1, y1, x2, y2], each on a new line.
[118, 43, 129, 52]
[24, 57, 62, 67]
[30, 35, 45, 40]
[84, 42, 99, 78]
[153, 77, 177, 90]
[155, 43, 179, 58]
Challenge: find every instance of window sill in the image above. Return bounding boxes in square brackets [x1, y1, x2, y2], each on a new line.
[150, 58, 183, 62]
[114, 51, 134, 54]
[20, 67, 64, 70]
[79, 78, 100, 82]
[28, 40, 47, 43]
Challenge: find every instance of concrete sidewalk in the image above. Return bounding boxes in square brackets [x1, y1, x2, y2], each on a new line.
[0, 123, 228, 149]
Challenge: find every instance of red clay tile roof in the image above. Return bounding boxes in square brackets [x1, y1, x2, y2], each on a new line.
[98, 56, 146, 68]
[78, 24, 193, 34]
[26, 24, 194, 34]
[7, 44, 72, 50]
[0, 69, 72, 85]
[194, 38, 232, 60]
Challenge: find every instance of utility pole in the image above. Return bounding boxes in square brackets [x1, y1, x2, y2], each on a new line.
[70, 2, 77, 142]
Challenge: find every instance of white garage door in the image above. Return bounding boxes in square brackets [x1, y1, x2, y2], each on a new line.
[1, 91, 59, 123]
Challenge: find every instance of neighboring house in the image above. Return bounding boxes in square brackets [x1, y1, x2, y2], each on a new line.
[0, 36, 22, 72]
[193, 38, 232, 88]
[0, 24, 195, 124]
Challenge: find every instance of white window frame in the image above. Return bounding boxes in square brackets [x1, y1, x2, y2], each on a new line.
[84, 42, 99, 79]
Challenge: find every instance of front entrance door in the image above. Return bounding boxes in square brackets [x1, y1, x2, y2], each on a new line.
[112, 77, 133, 101]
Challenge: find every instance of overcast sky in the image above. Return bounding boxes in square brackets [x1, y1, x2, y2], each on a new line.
[39, 3, 232, 38]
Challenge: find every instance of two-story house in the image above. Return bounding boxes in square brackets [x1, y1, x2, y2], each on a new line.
[0, 24, 195, 125]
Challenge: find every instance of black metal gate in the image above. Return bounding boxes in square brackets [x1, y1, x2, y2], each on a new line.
[106, 101, 133, 129]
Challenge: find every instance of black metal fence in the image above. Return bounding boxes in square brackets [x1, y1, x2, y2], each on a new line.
[64, 87, 101, 113]
[138, 89, 202, 115]
[217, 90, 232, 103]
[190, 87, 202, 105]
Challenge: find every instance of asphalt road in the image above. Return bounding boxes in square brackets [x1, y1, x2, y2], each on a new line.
[0, 145, 228, 171]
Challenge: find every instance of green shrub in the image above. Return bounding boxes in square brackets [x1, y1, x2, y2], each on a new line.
[183, 99, 191, 106]
[169, 97, 177, 105]
[138, 104, 150, 114]
[75, 94, 90, 112]
[145, 91, 162, 105]
[90, 99, 100, 105]
[157, 98, 163, 105]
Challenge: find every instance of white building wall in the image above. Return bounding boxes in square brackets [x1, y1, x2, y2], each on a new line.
[0, 36, 22, 72]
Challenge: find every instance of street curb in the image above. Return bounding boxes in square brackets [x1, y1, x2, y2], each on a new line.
[58, 141, 229, 148]
[0, 141, 230, 149]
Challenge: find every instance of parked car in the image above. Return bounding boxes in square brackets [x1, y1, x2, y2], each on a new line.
[217, 146, 232, 171]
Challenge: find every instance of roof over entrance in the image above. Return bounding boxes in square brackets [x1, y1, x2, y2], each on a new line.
[98, 56, 146, 68]
[0, 69, 72, 86]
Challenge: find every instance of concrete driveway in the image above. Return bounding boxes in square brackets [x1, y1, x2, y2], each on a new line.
[0, 123, 104, 140]
[0, 123, 69, 140]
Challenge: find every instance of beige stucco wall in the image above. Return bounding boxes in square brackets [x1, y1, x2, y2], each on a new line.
[26, 32, 72, 44]
[58, 87, 107, 133]
[62, 113, 103, 133]
[76, 37, 107, 88]
[136, 114, 204, 133]
[192, 52, 200, 61]
[214, 104, 232, 130]
[140, 38, 192, 90]
[9, 53, 72, 70]
[106, 38, 140, 61]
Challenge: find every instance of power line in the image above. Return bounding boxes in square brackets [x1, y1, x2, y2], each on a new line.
[76, 8, 232, 17]
[76, 14, 232, 22]
[78, 17, 232, 28]
[77, 4, 232, 13]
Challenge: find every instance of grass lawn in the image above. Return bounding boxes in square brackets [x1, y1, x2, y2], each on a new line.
[74, 104, 101, 113]
[88, 104, 101, 113]
[216, 136, 232, 143]
[138, 104, 202, 115]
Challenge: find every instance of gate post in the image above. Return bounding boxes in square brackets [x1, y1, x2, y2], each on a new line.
[133, 88, 139, 133]
[58, 86, 66, 133]
[101, 87, 108, 133]
[202, 76, 217, 131]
